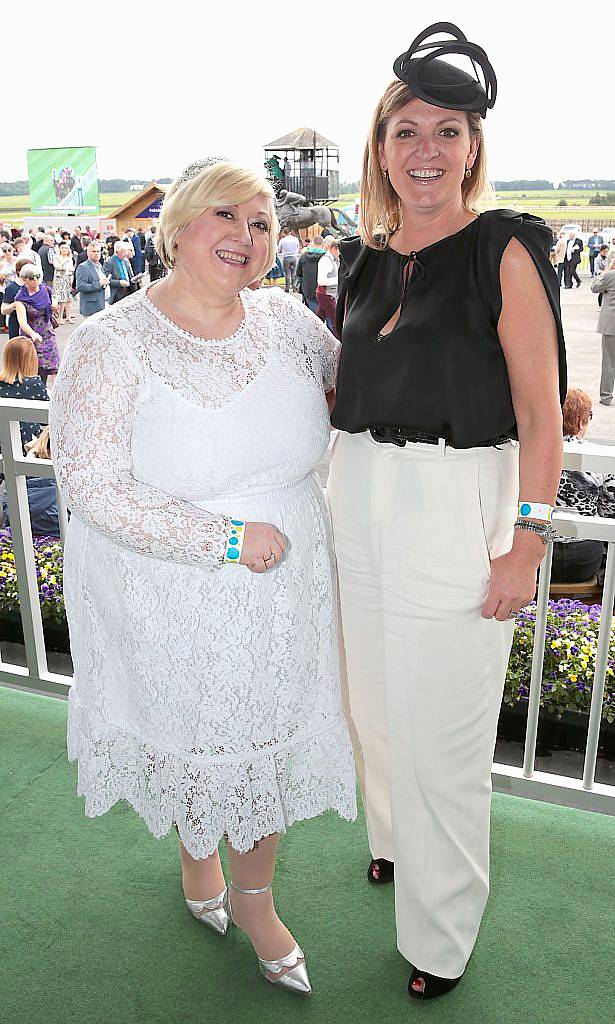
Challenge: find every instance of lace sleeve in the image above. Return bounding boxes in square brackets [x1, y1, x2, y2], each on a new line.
[266, 289, 340, 391]
[49, 321, 231, 567]
[313, 314, 340, 392]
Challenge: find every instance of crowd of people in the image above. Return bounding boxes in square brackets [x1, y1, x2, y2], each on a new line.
[0, 334, 58, 535]
[0, 222, 166, 331]
[264, 230, 341, 336]
[0, 221, 169, 539]
[551, 227, 615, 289]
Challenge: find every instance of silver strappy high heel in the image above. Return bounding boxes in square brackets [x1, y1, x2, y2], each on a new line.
[225, 881, 312, 995]
[185, 889, 229, 936]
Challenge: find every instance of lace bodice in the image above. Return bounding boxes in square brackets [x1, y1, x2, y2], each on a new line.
[50, 286, 339, 567]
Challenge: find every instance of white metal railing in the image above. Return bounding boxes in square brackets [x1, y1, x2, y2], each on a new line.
[0, 400, 614, 812]
[493, 437, 615, 815]
[0, 398, 70, 697]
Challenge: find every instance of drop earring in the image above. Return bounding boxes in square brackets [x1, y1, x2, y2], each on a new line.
[465, 167, 472, 178]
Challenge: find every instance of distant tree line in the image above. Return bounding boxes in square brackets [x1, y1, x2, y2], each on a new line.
[2, 176, 614, 198]
[0, 181, 28, 196]
[559, 180, 615, 190]
[494, 180, 615, 191]
[345, 178, 615, 193]
[493, 180, 554, 190]
[0, 177, 173, 197]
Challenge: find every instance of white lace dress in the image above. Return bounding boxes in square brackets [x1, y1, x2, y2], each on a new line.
[49, 286, 357, 856]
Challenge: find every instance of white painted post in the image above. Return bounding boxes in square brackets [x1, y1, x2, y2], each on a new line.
[523, 541, 554, 778]
[582, 542, 615, 790]
[0, 417, 48, 680]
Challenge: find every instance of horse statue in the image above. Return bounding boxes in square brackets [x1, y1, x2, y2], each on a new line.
[276, 190, 338, 235]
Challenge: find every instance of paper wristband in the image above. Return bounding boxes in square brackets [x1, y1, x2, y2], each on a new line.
[223, 519, 246, 564]
[517, 502, 553, 523]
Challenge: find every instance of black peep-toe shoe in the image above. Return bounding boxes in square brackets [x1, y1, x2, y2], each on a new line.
[367, 858, 394, 884]
[408, 966, 463, 1000]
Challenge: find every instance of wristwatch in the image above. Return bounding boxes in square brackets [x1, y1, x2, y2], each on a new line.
[514, 519, 558, 545]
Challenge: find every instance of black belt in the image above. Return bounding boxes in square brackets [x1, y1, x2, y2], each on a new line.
[369, 425, 513, 449]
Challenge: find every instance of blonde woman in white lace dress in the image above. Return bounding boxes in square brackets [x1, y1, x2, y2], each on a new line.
[49, 160, 356, 996]
[51, 242, 75, 323]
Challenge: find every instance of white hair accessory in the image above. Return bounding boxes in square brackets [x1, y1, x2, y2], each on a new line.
[175, 157, 230, 190]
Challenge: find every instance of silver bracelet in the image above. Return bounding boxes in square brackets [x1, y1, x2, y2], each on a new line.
[514, 519, 557, 545]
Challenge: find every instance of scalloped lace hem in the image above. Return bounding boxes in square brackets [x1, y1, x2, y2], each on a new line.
[67, 707, 357, 857]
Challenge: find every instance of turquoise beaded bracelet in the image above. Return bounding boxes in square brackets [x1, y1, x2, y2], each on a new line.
[223, 520, 245, 564]
[517, 501, 553, 523]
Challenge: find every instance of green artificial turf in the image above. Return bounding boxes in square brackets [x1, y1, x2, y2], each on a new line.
[1, 687, 614, 1024]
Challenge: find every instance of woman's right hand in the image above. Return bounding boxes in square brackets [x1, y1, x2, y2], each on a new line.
[32, 332, 42, 343]
[240, 522, 287, 573]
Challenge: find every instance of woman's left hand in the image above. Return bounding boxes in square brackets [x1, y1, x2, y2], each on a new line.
[481, 549, 539, 621]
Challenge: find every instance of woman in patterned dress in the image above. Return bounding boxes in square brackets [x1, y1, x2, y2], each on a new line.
[52, 242, 75, 323]
[50, 160, 356, 997]
[13, 266, 61, 386]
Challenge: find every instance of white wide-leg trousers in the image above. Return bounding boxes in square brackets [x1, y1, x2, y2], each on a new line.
[328, 430, 519, 979]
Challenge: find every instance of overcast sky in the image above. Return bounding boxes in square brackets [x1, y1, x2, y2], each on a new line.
[7, 2, 613, 187]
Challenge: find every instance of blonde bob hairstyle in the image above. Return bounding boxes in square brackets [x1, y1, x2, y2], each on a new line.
[156, 162, 278, 274]
[360, 80, 489, 250]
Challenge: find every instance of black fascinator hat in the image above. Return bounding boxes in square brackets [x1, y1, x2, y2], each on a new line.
[393, 22, 497, 118]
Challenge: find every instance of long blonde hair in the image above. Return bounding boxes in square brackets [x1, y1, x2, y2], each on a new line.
[360, 80, 489, 250]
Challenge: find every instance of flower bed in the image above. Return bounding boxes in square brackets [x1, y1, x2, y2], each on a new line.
[0, 528, 65, 625]
[0, 529, 612, 728]
[505, 599, 615, 724]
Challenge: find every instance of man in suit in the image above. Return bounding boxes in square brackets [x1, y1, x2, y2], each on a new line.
[144, 226, 165, 282]
[75, 242, 109, 317]
[296, 234, 326, 312]
[554, 231, 567, 287]
[136, 227, 147, 262]
[124, 228, 144, 275]
[563, 231, 584, 289]
[587, 228, 605, 277]
[103, 240, 135, 304]
[38, 234, 56, 287]
[70, 227, 84, 256]
[592, 261, 615, 404]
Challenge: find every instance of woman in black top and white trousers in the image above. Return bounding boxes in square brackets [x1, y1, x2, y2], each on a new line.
[327, 24, 566, 1001]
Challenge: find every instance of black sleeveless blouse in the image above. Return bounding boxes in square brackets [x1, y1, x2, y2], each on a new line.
[331, 209, 567, 448]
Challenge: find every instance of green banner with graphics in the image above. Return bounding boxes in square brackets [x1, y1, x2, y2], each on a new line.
[27, 147, 100, 215]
